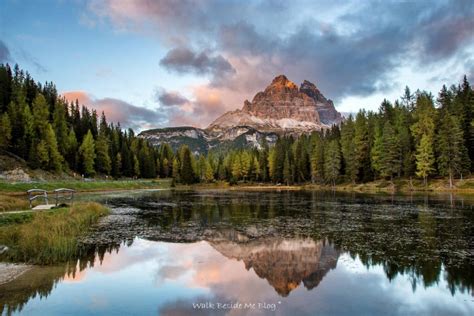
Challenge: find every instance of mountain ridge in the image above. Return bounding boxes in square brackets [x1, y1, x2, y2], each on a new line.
[207, 75, 342, 133]
[139, 75, 342, 153]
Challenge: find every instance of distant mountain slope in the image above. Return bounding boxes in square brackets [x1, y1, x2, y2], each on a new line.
[139, 126, 277, 154]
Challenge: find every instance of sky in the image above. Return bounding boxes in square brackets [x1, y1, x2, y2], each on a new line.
[1, 0, 473, 131]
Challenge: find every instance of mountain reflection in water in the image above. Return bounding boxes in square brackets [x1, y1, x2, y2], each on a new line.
[1, 190, 473, 315]
[209, 232, 339, 296]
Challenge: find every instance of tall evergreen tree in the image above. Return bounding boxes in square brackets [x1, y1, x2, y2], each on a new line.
[340, 116, 357, 183]
[79, 130, 96, 176]
[95, 134, 112, 175]
[415, 134, 435, 186]
[324, 139, 341, 187]
[436, 113, 466, 188]
[180, 145, 195, 184]
[0, 113, 12, 149]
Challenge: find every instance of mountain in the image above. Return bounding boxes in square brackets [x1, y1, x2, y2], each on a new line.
[209, 232, 339, 296]
[207, 75, 342, 133]
[139, 126, 278, 154]
[139, 75, 341, 153]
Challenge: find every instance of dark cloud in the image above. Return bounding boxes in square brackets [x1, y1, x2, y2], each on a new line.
[155, 88, 189, 106]
[159, 47, 236, 82]
[89, 0, 474, 123]
[415, 0, 474, 61]
[0, 40, 11, 63]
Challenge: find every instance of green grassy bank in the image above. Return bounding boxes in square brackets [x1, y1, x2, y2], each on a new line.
[0, 178, 172, 194]
[0, 202, 109, 264]
[183, 177, 474, 194]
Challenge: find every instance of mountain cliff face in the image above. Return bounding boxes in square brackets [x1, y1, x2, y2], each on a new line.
[139, 126, 277, 154]
[209, 233, 339, 296]
[207, 75, 342, 133]
[139, 75, 341, 153]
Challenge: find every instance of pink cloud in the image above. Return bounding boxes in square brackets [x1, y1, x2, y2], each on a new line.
[62, 91, 166, 131]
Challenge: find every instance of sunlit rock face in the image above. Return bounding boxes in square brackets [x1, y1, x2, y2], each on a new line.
[140, 75, 341, 153]
[208, 231, 339, 296]
[207, 75, 342, 133]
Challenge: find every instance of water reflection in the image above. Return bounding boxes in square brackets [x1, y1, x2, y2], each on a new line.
[209, 232, 339, 296]
[1, 190, 473, 315]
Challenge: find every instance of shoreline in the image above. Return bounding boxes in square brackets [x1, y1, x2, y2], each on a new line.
[0, 263, 31, 285]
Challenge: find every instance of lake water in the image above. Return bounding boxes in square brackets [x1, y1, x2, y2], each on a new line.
[1, 190, 473, 315]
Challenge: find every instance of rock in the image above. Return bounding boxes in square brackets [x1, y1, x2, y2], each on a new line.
[0, 168, 31, 182]
[207, 75, 342, 133]
[0, 245, 8, 254]
[299, 80, 342, 125]
[0, 263, 31, 285]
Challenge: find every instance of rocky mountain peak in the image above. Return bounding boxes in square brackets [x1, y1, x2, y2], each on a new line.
[208, 75, 342, 133]
[140, 75, 343, 152]
[268, 75, 298, 90]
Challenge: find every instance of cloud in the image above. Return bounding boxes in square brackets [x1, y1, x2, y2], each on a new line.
[62, 91, 166, 131]
[152, 86, 226, 128]
[0, 40, 11, 63]
[86, 0, 474, 127]
[155, 88, 189, 107]
[160, 47, 236, 83]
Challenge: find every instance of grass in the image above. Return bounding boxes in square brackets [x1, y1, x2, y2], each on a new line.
[0, 195, 30, 212]
[0, 202, 109, 264]
[0, 178, 172, 194]
[198, 177, 474, 193]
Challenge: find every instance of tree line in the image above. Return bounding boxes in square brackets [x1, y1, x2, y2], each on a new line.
[167, 77, 473, 187]
[0, 64, 472, 187]
[0, 64, 160, 178]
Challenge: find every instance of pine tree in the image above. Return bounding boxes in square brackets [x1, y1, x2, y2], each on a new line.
[162, 158, 170, 177]
[310, 133, 324, 183]
[253, 156, 261, 181]
[44, 123, 64, 171]
[283, 152, 291, 185]
[436, 113, 466, 188]
[79, 130, 96, 176]
[240, 151, 251, 180]
[268, 147, 277, 182]
[32, 93, 49, 137]
[115, 153, 122, 177]
[231, 152, 242, 180]
[324, 139, 341, 187]
[379, 121, 400, 181]
[180, 145, 195, 184]
[133, 154, 140, 178]
[52, 99, 68, 155]
[95, 134, 112, 174]
[204, 159, 214, 182]
[341, 116, 357, 183]
[36, 140, 49, 169]
[198, 155, 206, 181]
[65, 128, 78, 170]
[415, 134, 435, 186]
[354, 111, 371, 181]
[22, 102, 34, 159]
[371, 122, 383, 176]
[172, 158, 180, 181]
[0, 113, 12, 149]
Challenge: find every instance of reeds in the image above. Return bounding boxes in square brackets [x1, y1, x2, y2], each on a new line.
[0, 202, 109, 264]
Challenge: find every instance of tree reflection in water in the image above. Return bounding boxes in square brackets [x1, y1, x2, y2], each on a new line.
[1, 190, 472, 314]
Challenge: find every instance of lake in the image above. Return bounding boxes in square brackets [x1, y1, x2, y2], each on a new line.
[1, 190, 473, 315]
